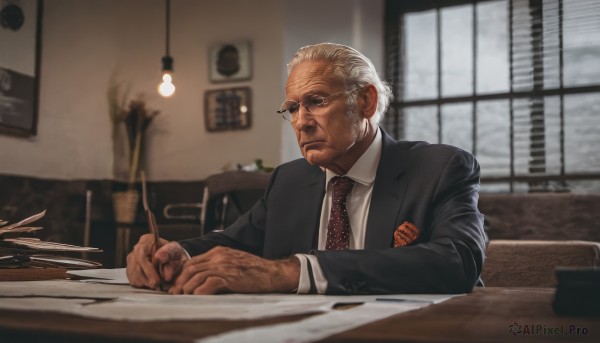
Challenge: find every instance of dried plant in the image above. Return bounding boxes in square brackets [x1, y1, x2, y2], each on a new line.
[107, 78, 159, 189]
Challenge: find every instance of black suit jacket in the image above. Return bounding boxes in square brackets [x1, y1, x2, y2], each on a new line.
[180, 129, 487, 294]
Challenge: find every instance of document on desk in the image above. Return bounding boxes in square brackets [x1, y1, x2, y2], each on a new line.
[196, 301, 436, 343]
[67, 268, 129, 284]
[0, 277, 458, 322]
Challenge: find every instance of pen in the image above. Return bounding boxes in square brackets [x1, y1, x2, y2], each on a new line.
[141, 171, 165, 292]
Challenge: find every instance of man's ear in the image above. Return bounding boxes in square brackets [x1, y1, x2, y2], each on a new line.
[359, 85, 378, 120]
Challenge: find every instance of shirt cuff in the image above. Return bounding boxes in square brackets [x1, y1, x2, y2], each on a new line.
[295, 254, 311, 294]
[294, 254, 328, 294]
[180, 243, 192, 260]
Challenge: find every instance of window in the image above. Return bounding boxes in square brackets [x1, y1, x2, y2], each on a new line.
[384, 0, 600, 192]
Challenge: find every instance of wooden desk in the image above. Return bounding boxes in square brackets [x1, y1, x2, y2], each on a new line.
[0, 288, 598, 342]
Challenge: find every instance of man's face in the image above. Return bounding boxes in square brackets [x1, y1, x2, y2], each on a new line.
[286, 61, 361, 170]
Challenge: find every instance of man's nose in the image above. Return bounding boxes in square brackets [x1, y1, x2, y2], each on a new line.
[293, 105, 315, 130]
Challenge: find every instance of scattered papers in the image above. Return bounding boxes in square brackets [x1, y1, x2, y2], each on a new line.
[3, 237, 100, 252]
[0, 210, 102, 271]
[196, 301, 432, 343]
[67, 268, 129, 284]
[0, 210, 46, 233]
[0, 277, 457, 323]
[0, 279, 157, 299]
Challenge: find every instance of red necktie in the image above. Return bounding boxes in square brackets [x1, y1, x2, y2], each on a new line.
[325, 176, 355, 250]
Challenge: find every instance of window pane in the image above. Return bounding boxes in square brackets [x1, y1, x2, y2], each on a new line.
[441, 103, 473, 152]
[512, 97, 536, 176]
[543, 96, 562, 175]
[404, 10, 437, 100]
[476, 0, 509, 94]
[476, 100, 510, 176]
[404, 106, 438, 143]
[441, 5, 473, 97]
[480, 183, 511, 193]
[543, 1, 561, 89]
[563, 0, 600, 87]
[565, 93, 600, 173]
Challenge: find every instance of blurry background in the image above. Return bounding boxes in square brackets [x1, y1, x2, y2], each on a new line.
[0, 0, 598, 267]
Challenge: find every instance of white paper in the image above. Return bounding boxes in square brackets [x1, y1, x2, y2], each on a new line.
[67, 268, 129, 284]
[3, 237, 100, 252]
[0, 279, 457, 323]
[196, 301, 433, 343]
[0, 279, 157, 299]
[0, 210, 46, 232]
[0, 297, 95, 314]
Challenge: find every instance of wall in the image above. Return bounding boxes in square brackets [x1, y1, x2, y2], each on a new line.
[0, 0, 384, 181]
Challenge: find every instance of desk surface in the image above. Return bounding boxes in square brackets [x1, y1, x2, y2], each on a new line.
[0, 287, 598, 343]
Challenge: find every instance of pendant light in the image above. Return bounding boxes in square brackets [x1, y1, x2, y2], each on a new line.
[158, 0, 175, 97]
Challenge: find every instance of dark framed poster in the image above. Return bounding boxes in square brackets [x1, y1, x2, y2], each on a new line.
[209, 41, 252, 83]
[204, 87, 251, 132]
[0, 0, 43, 136]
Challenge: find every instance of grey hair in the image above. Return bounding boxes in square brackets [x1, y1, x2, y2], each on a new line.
[287, 43, 393, 125]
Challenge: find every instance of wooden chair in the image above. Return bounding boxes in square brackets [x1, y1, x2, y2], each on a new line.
[163, 171, 271, 236]
[481, 239, 600, 287]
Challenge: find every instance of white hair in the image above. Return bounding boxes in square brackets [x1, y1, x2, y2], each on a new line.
[287, 43, 393, 125]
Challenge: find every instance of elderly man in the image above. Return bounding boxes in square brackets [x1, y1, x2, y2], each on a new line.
[127, 43, 487, 295]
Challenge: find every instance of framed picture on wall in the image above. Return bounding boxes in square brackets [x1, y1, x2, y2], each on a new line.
[0, 0, 43, 136]
[209, 41, 252, 83]
[204, 87, 251, 132]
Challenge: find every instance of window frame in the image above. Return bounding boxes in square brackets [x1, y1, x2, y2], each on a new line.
[384, 0, 600, 192]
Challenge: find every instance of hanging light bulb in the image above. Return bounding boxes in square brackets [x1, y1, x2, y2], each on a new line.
[158, 0, 175, 97]
[158, 56, 175, 97]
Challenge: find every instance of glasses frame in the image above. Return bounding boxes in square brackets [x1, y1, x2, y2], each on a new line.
[276, 87, 359, 122]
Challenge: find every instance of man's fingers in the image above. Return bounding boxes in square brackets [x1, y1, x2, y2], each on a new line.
[181, 272, 228, 295]
[125, 234, 176, 290]
[193, 276, 228, 295]
[155, 242, 188, 282]
[154, 242, 182, 263]
[126, 254, 148, 287]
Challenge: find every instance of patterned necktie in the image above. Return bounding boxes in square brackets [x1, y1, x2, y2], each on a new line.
[325, 176, 355, 250]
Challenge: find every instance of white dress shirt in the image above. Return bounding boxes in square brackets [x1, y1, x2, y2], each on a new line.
[295, 128, 382, 294]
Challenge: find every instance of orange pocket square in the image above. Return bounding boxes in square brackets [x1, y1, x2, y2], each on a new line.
[393, 221, 420, 247]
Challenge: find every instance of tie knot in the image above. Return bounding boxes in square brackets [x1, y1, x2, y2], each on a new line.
[330, 176, 354, 200]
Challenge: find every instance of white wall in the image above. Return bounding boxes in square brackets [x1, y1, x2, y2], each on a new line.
[0, 0, 383, 181]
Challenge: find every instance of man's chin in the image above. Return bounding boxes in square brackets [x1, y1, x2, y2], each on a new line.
[303, 151, 325, 166]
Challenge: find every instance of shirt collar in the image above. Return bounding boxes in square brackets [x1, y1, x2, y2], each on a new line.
[325, 127, 382, 187]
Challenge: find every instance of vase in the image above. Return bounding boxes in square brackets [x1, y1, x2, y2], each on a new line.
[112, 190, 140, 224]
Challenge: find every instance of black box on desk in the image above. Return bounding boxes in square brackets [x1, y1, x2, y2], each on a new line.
[553, 267, 600, 317]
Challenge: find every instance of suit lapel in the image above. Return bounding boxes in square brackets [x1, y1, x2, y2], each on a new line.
[291, 166, 325, 253]
[365, 131, 409, 249]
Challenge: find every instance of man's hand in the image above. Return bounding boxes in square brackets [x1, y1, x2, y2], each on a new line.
[168, 246, 300, 295]
[126, 233, 189, 290]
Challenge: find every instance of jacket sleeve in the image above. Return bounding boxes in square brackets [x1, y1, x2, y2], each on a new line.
[177, 168, 280, 257]
[314, 149, 487, 294]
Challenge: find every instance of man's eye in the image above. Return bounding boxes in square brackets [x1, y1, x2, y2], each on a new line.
[288, 103, 300, 113]
[304, 96, 325, 107]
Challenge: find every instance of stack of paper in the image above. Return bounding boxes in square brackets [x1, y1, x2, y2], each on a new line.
[0, 210, 102, 271]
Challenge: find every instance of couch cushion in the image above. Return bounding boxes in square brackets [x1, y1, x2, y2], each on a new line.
[482, 240, 600, 287]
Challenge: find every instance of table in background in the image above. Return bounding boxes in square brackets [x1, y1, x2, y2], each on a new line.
[0, 287, 598, 343]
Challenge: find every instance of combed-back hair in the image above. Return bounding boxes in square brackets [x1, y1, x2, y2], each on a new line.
[287, 43, 393, 124]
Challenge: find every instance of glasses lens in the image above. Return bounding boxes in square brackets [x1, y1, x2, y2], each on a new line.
[278, 101, 299, 121]
[302, 95, 326, 114]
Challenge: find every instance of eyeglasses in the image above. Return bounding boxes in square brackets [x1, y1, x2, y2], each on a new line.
[276, 89, 356, 121]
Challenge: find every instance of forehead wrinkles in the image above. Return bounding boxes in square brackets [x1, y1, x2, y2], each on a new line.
[286, 61, 342, 97]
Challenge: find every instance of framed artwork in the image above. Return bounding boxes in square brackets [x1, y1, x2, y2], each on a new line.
[204, 87, 251, 132]
[0, 0, 43, 136]
[209, 41, 251, 82]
